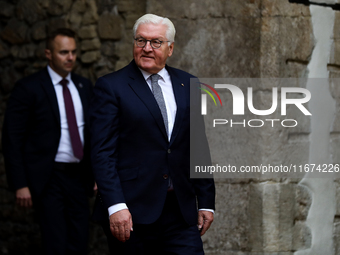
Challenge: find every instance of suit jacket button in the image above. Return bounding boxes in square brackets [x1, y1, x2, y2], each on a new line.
[163, 174, 169, 179]
[167, 149, 171, 154]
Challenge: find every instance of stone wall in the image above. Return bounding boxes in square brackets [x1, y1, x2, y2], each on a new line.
[0, 0, 339, 254]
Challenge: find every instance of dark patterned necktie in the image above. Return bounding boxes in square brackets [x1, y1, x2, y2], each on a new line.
[150, 74, 168, 135]
[60, 79, 83, 160]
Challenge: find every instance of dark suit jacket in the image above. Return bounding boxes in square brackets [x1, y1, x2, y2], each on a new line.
[90, 60, 215, 225]
[2, 67, 93, 198]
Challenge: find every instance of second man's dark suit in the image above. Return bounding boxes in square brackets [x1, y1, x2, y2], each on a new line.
[2, 67, 93, 254]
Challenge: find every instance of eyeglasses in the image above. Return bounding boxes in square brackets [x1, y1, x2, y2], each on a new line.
[134, 37, 171, 49]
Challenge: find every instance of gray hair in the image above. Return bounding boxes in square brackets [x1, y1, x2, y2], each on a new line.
[133, 14, 176, 45]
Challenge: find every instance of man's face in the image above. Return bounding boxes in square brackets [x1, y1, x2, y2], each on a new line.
[133, 23, 174, 74]
[45, 35, 77, 78]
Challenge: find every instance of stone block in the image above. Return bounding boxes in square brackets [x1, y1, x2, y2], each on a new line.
[295, 184, 312, 221]
[16, 0, 46, 25]
[35, 41, 46, 59]
[261, 16, 313, 78]
[293, 220, 312, 251]
[202, 183, 253, 252]
[47, 18, 68, 34]
[261, 0, 310, 17]
[334, 12, 340, 39]
[117, 0, 146, 13]
[330, 133, 340, 164]
[101, 41, 116, 57]
[125, 14, 141, 29]
[98, 12, 122, 40]
[82, 0, 98, 25]
[0, 1, 14, 18]
[147, 0, 260, 20]
[330, 39, 340, 66]
[1, 18, 28, 44]
[72, 0, 87, 13]
[167, 17, 260, 77]
[335, 221, 340, 255]
[47, 0, 72, 16]
[81, 50, 100, 63]
[18, 44, 37, 59]
[81, 38, 101, 51]
[31, 21, 46, 41]
[78, 25, 97, 39]
[68, 10, 83, 29]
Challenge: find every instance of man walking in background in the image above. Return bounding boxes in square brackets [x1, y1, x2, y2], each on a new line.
[90, 14, 215, 254]
[2, 28, 94, 254]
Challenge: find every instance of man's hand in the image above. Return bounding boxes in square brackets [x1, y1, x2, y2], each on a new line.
[197, 210, 214, 236]
[93, 182, 98, 196]
[109, 209, 133, 242]
[16, 187, 32, 208]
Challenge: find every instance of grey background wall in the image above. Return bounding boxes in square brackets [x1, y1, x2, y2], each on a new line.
[0, 0, 339, 254]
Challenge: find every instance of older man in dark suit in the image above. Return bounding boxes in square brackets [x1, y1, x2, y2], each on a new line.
[90, 14, 215, 255]
[2, 28, 94, 255]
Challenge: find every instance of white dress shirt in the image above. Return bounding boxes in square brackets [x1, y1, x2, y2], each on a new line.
[47, 65, 85, 163]
[108, 67, 213, 216]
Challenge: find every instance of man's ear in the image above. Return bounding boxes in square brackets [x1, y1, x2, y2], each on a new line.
[168, 42, 174, 57]
[45, 49, 52, 61]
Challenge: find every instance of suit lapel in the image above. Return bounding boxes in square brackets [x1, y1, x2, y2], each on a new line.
[167, 66, 187, 145]
[40, 68, 60, 125]
[127, 61, 168, 140]
[71, 73, 89, 121]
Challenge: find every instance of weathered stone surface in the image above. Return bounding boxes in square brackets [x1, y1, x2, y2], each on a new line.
[168, 17, 260, 77]
[98, 12, 122, 40]
[35, 41, 46, 59]
[0, 1, 14, 18]
[16, 0, 47, 25]
[18, 44, 37, 59]
[78, 25, 97, 39]
[147, 0, 260, 20]
[203, 183, 252, 252]
[0, 40, 9, 59]
[117, 0, 146, 13]
[295, 184, 312, 220]
[68, 10, 83, 29]
[47, 18, 68, 34]
[47, 0, 72, 16]
[330, 40, 340, 66]
[72, 0, 87, 13]
[31, 21, 46, 41]
[82, 0, 98, 25]
[335, 221, 340, 255]
[0, 67, 21, 94]
[101, 41, 115, 57]
[293, 221, 311, 251]
[81, 50, 100, 63]
[261, 0, 310, 17]
[260, 16, 313, 78]
[125, 13, 140, 29]
[81, 38, 101, 51]
[1, 18, 28, 44]
[334, 12, 340, 39]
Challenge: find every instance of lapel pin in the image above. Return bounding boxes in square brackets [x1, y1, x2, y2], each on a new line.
[181, 83, 184, 87]
[79, 83, 83, 88]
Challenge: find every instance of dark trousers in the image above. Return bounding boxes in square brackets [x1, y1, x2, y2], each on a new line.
[102, 192, 204, 255]
[36, 163, 90, 255]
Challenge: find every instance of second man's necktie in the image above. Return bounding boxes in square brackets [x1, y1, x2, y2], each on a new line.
[60, 79, 83, 160]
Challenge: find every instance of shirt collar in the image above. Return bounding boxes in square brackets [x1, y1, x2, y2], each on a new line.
[47, 65, 71, 86]
[139, 67, 167, 82]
